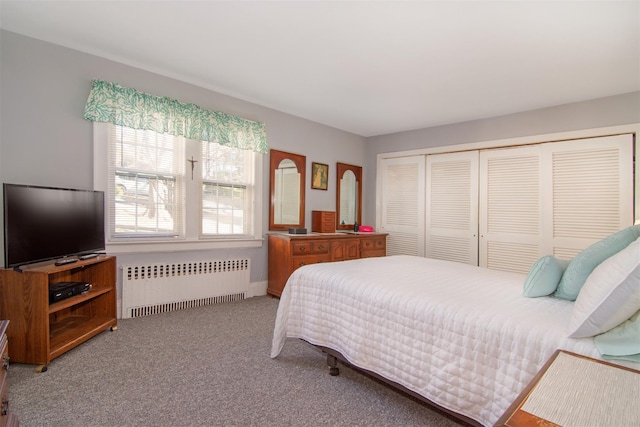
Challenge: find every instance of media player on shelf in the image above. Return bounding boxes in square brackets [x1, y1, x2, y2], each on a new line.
[49, 281, 91, 303]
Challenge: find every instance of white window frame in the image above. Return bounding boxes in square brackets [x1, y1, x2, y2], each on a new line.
[93, 123, 263, 255]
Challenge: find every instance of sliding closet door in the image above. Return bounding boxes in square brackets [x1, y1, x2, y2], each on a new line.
[378, 132, 634, 271]
[479, 134, 634, 273]
[542, 134, 634, 259]
[479, 145, 543, 273]
[379, 156, 425, 256]
[426, 151, 479, 265]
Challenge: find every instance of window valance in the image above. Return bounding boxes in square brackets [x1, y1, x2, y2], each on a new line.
[84, 79, 268, 154]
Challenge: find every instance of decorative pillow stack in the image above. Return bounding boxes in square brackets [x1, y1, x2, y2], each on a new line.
[523, 225, 640, 299]
[522, 225, 640, 362]
[567, 235, 640, 338]
[555, 224, 640, 300]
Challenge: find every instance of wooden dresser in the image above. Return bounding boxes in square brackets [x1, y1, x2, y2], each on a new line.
[267, 232, 387, 297]
[1, 320, 18, 427]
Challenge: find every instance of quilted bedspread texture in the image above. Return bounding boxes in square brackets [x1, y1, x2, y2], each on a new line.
[271, 255, 608, 426]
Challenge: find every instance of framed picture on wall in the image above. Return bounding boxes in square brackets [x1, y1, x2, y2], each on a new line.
[311, 162, 329, 190]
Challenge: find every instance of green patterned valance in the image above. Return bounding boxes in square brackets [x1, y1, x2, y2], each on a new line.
[84, 79, 268, 154]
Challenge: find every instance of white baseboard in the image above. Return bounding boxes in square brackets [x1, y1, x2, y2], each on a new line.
[248, 280, 268, 297]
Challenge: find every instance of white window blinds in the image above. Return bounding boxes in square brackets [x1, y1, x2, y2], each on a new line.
[201, 141, 254, 236]
[108, 124, 185, 239]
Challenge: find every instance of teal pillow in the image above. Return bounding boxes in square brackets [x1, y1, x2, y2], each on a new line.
[594, 310, 640, 363]
[523, 255, 569, 297]
[555, 225, 640, 301]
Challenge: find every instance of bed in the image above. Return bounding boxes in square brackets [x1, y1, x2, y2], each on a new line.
[271, 251, 640, 427]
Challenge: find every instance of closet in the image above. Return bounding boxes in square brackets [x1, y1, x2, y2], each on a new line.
[379, 134, 634, 274]
[379, 156, 425, 256]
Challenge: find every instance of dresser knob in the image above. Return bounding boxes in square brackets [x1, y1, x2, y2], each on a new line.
[1, 397, 8, 416]
[1, 354, 8, 371]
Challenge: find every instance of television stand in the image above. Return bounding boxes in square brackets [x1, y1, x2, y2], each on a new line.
[0, 255, 117, 372]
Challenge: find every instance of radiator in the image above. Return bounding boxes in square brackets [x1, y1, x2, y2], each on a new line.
[121, 259, 250, 318]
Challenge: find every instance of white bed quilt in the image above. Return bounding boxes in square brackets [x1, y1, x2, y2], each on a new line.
[271, 255, 608, 427]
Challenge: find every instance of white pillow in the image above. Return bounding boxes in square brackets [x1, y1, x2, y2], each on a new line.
[568, 236, 640, 338]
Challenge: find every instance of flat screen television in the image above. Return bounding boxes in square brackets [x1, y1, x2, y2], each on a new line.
[3, 183, 105, 268]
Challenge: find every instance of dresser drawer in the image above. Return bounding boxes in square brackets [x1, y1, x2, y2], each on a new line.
[0, 340, 7, 427]
[361, 236, 387, 258]
[1, 339, 7, 379]
[292, 254, 331, 270]
[362, 237, 386, 251]
[292, 240, 329, 255]
[311, 240, 330, 253]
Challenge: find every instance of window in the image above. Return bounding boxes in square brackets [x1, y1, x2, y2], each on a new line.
[86, 80, 267, 253]
[95, 123, 263, 252]
[110, 125, 185, 238]
[201, 141, 253, 236]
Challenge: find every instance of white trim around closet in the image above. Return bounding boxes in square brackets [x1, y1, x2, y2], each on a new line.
[376, 123, 640, 227]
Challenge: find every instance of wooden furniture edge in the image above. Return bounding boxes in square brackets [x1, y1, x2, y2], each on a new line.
[494, 350, 563, 426]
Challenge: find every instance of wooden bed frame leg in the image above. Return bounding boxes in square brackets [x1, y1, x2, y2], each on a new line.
[327, 353, 340, 376]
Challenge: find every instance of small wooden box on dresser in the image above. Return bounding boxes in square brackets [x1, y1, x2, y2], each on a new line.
[0, 256, 117, 373]
[267, 232, 387, 297]
[311, 211, 336, 233]
[1, 320, 18, 427]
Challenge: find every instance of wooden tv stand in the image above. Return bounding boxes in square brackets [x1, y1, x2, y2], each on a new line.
[0, 255, 117, 372]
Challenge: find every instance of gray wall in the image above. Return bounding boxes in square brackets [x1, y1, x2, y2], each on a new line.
[2, 29, 639, 286]
[0, 30, 366, 285]
[362, 92, 640, 225]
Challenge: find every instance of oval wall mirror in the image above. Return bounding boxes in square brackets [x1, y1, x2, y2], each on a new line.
[269, 149, 306, 231]
[336, 162, 362, 230]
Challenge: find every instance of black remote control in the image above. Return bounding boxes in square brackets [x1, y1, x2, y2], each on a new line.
[54, 258, 78, 266]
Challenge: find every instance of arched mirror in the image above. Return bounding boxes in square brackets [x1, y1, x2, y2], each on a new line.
[269, 149, 306, 231]
[336, 162, 362, 230]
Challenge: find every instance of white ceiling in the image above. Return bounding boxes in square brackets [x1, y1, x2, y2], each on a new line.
[1, 1, 638, 137]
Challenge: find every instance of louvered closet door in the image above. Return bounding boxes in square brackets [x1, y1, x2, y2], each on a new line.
[426, 151, 479, 265]
[542, 134, 634, 259]
[379, 156, 426, 256]
[479, 145, 543, 273]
